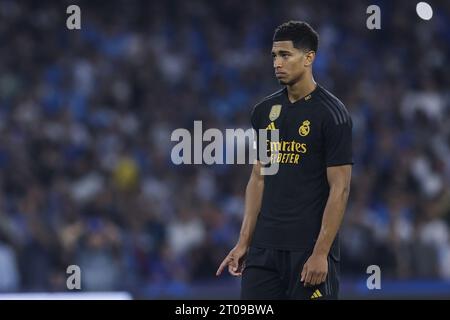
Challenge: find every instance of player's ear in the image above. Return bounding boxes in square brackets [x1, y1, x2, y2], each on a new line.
[304, 51, 315, 67]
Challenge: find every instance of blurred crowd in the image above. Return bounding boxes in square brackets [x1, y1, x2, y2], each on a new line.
[0, 0, 449, 296]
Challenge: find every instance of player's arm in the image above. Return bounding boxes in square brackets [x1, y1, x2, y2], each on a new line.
[216, 160, 264, 277]
[301, 164, 352, 286]
[238, 160, 265, 247]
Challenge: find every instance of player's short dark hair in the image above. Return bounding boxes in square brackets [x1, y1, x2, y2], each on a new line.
[273, 21, 319, 53]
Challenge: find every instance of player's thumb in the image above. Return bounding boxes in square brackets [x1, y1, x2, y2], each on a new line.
[231, 256, 239, 271]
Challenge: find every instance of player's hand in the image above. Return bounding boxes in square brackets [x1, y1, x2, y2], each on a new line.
[216, 244, 248, 277]
[300, 253, 328, 287]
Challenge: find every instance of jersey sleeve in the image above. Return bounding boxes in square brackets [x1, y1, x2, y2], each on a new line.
[251, 104, 259, 130]
[251, 104, 261, 161]
[323, 111, 353, 167]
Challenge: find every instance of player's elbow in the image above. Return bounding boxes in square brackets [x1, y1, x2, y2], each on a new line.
[341, 185, 350, 199]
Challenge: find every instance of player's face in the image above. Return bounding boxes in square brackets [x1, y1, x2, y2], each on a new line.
[272, 41, 308, 86]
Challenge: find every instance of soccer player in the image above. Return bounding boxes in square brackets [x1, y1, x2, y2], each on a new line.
[216, 21, 352, 300]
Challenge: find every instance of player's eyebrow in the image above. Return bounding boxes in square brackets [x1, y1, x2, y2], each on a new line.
[271, 49, 293, 55]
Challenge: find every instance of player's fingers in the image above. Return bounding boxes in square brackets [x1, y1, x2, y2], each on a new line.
[216, 261, 226, 276]
[310, 271, 319, 286]
[317, 272, 325, 285]
[216, 257, 230, 276]
[300, 265, 307, 282]
[313, 271, 321, 286]
[304, 269, 313, 287]
[228, 255, 243, 275]
[315, 271, 324, 285]
[230, 255, 244, 276]
[230, 255, 239, 271]
[320, 273, 327, 284]
[228, 264, 242, 276]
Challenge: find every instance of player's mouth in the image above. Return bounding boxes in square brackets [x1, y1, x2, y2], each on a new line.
[275, 71, 287, 77]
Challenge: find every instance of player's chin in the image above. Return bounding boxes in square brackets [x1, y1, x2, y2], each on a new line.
[277, 78, 288, 85]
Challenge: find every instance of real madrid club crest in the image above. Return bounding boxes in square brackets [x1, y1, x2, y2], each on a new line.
[299, 120, 310, 137]
[269, 104, 282, 121]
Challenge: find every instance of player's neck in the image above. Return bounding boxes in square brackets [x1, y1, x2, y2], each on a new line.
[286, 76, 317, 103]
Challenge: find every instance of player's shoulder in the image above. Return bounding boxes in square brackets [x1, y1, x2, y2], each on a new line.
[253, 88, 286, 112]
[316, 85, 351, 125]
[250, 88, 285, 127]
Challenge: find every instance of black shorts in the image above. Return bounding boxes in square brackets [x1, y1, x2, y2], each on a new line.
[241, 246, 339, 300]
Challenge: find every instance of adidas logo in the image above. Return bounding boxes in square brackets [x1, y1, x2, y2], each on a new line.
[266, 122, 276, 130]
[310, 289, 322, 299]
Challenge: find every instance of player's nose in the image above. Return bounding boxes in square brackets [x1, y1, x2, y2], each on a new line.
[273, 57, 282, 69]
